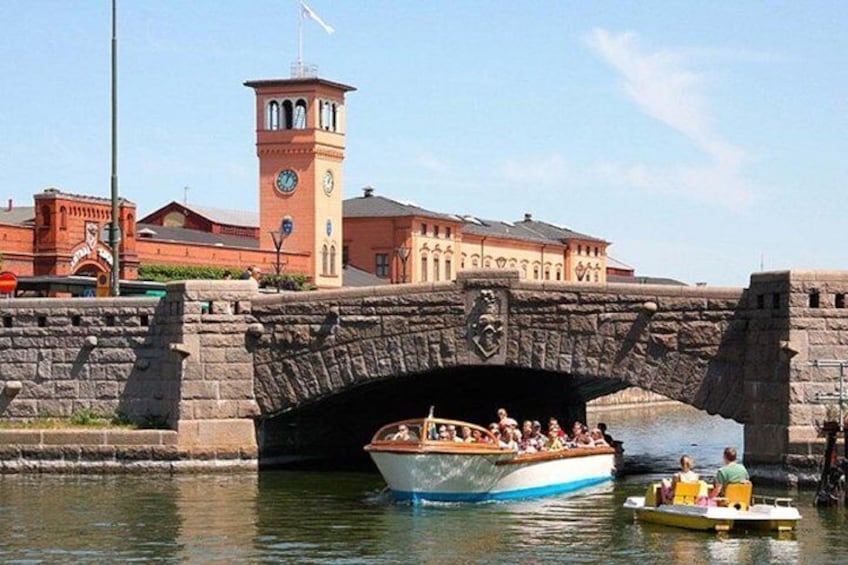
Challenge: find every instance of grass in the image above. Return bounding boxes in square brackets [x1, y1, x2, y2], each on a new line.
[0, 410, 168, 430]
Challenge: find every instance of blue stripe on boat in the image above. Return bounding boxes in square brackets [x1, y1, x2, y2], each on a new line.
[391, 475, 613, 503]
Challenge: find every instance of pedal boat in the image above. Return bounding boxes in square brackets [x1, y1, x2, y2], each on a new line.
[364, 417, 616, 503]
[623, 481, 801, 533]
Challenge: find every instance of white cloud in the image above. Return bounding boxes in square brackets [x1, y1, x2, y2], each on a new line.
[585, 29, 755, 208]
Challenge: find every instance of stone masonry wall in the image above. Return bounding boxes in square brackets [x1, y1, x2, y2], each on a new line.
[250, 270, 749, 422]
[0, 297, 171, 421]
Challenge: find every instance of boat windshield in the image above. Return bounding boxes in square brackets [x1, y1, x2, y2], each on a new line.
[370, 418, 498, 446]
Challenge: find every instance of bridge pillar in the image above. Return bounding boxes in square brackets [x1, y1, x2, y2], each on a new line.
[163, 280, 260, 461]
[745, 271, 848, 484]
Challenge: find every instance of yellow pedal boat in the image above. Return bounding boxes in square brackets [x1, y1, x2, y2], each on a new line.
[623, 481, 801, 533]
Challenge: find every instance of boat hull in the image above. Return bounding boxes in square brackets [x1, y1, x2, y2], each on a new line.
[624, 496, 801, 533]
[369, 450, 615, 503]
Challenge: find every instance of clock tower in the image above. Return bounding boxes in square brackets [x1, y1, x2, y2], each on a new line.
[245, 77, 355, 288]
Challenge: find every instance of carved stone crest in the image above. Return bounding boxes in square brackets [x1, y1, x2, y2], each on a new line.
[468, 289, 504, 359]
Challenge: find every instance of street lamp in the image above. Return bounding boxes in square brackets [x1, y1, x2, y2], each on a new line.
[270, 216, 294, 292]
[395, 245, 410, 284]
[496, 257, 507, 269]
[270, 229, 285, 292]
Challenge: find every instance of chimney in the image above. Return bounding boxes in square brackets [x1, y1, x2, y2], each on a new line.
[6, 198, 11, 212]
[524, 213, 533, 222]
[363, 186, 375, 198]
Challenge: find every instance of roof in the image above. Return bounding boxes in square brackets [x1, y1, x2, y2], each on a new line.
[607, 256, 635, 271]
[135, 223, 259, 249]
[518, 218, 607, 244]
[343, 194, 458, 222]
[460, 219, 553, 245]
[140, 201, 258, 228]
[244, 77, 357, 93]
[0, 206, 35, 226]
[607, 274, 687, 286]
[342, 264, 389, 287]
[184, 203, 258, 228]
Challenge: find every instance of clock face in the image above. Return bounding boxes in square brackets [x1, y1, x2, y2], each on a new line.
[322, 170, 334, 195]
[275, 169, 298, 193]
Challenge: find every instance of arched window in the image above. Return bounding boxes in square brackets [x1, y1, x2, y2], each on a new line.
[126, 214, 135, 237]
[41, 205, 51, 227]
[332, 103, 338, 131]
[283, 100, 294, 129]
[268, 100, 280, 130]
[433, 256, 440, 281]
[294, 99, 307, 129]
[321, 244, 329, 275]
[330, 245, 337, 276]
[420, 254, 428, 282]
[321, 101, 332, 130]
[59, 206, 67, 230]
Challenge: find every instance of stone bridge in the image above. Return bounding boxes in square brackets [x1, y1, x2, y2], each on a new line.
[2, 270, 847, 483]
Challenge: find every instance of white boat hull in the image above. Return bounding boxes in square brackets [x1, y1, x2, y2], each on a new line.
[369, 450, 615, 503]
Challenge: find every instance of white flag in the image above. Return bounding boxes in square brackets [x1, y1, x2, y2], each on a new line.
[301, 1, 335, 34]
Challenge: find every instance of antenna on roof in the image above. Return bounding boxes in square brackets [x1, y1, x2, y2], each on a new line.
[183, 185, 190, 206]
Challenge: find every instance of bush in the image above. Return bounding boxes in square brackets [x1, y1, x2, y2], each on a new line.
[138, 264, 313, 290]
[70, 408, 102, 426]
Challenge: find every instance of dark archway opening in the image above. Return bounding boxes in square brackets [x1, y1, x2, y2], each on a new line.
[256, 365, 628, 469]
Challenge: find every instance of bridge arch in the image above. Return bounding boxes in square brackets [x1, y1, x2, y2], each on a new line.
[251, 271, 750, 429]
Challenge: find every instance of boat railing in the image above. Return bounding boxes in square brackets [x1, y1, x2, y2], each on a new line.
[752, 495, 796, 507]
[368, 417, 500, 447]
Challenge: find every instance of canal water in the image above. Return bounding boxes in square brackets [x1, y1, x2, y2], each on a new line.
[1, 405, 847, 564]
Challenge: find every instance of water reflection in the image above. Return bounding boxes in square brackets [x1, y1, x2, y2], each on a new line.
[0, 406, 844, 564]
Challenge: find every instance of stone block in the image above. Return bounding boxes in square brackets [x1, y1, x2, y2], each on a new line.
[176, 418, 257, 450]
[182, 380, 219, 400]
[0, 430, 42, 445]
[42, 430, 106, 446]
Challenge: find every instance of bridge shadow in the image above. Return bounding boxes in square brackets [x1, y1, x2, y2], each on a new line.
[256, 365, 628, 470]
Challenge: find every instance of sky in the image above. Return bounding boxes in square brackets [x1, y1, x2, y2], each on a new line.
[1, 1, 846, 287]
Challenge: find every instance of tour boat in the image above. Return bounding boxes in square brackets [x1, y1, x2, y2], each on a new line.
[623, 481, 801, 533]
[364, 417, 617, 503]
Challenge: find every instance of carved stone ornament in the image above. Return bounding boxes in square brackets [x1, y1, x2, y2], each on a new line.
[468, 289, 504, 359]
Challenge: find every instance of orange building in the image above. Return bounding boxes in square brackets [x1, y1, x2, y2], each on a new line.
[343, 188, 610, 284]
[0, 70, 635, 290]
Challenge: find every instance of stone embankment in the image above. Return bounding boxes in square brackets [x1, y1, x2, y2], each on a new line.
[0, 429, 257, 473]
[587, 387, 678, 410]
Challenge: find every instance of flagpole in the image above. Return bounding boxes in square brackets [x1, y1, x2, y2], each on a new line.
[296, 2, 304, 77]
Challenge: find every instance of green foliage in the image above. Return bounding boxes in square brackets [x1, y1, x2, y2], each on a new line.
[110, 410, 132, 426]
[138, 263, 314, 291]
[137, 264, 239, 282]
[70, 408, 105, 426]
[260, 273, 315, 291]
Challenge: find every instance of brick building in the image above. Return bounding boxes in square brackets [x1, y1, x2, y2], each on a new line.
[0, 71, 634, 290]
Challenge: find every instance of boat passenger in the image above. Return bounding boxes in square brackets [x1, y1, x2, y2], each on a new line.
[709, 447, 749, 499]
[589, 428, 608, 447]
[391, 424, 417, 441]
[497, 408, 519, 431]
[598, 422, 614, 445]
[661, 454, 700, 503]
[471, 428, 485, 443]
[519, 421, 540, 453]
[531, 421, 549, 450]
[500, 427, 518, 450]
[438, 425, 449, 440]
[447, 425, 463, 443]
[547, 427, 564, 451]
[461, 426, 474, 442]
[548, 418, 567, 439]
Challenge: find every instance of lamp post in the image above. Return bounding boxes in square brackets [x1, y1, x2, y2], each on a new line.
[496, 257, 507, 269]
[270, 229, 285, 292]
[395, 245, 410, 284]
[270, 216, 293, 292]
